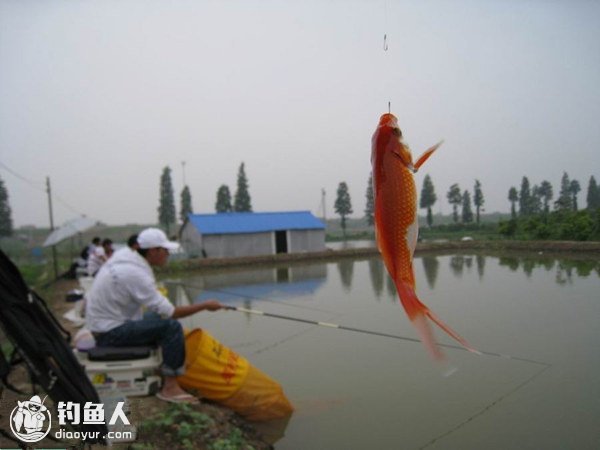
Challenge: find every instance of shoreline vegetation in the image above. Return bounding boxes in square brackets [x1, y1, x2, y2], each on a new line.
[164, 239, 600, 274]
[3, 207, 599, 284]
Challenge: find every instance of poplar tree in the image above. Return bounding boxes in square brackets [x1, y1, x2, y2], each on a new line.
[530, 185, 542, 215]
[586, 176, 600, 210]
[538, 180, 553, 214]
[419, 174, 437, 227]
[446, 183, 462, 223]
[0, 176, 13, 237]
[508, 187, 518, 219]
[215, 185, 233, 212]
[334, 181, 353, 237]
[519, 176, 532, 216]
[158, 166, 176, 234]
[364, 173, 374, 226]
[569, 179, 581, 211]
[461, 190, 474, 223]
[473, 179, 484, 225]
[179, 186, 193, 222]
[234, 163, 252, 212]
[554, 172, 572, 211]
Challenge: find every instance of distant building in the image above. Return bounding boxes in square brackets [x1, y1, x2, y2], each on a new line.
[180, 211, 326, 258]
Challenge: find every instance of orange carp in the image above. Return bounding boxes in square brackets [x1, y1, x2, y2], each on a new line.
[371, 113, 476, 359]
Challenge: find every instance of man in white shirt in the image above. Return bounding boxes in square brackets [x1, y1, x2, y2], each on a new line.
[86, 228, 225, 403]
[87, 239, 112, 276]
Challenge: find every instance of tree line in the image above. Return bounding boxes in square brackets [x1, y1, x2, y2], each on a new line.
[157, 162, 253, 233]
[155, 165, 596, 238]
[500, 172, 600, 240]
[0, 163, 254, 238]
[1, 167, 598, 240]
[507, 172, 599, 217]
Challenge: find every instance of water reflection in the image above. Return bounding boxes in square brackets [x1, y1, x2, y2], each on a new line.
[171, 264, 328, 306]
[486, 254, 599, 283]
[421, 256, 440, 289]
[476, 254, 485, 280]
[555, 259, 600, 285]
[498, 256, 520, 272]
[386, 273, 396, 300]
[450, 255, 465, 278]
[168, 254, 598, 310]
[168, 252, 599, 450]
[368, 258, 385, 299]
[336, 260, 354, 292]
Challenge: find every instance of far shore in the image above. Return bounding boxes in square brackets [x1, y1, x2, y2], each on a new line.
[165, 240, 600, 273]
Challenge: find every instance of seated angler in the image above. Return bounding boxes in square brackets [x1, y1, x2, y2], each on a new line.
[85, 228, 226, 403]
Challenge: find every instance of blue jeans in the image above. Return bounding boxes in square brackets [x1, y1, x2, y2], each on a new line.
[95, 312, 185, 377]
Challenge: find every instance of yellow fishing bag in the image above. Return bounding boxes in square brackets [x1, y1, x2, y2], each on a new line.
[177, 329, 293, 421]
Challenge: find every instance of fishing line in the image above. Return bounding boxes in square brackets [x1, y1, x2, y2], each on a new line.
[163, 279, 334, 314]
[167, 280, 549, 366]
[382, 0, 392, 113]
[419, 362, 551, 449]
[226, 306, 551, 368]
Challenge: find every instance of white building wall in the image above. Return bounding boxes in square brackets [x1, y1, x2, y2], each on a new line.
[288, 229, 326, 253]
[180, 222, 204, 257]
[203, 232, 274, 258]
[181, 224, 325, 258]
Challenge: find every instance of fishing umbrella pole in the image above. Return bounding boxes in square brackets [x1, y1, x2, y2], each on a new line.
[224, 306, 549, 367]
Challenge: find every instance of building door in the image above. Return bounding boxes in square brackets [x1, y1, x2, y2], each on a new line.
[275, 230, 288, 254]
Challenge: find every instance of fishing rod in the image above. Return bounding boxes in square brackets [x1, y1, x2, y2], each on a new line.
[165, 280, 549, 366]
[225, 306, 550, 367]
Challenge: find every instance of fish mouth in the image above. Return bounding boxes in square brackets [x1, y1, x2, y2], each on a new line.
[379, 113, 398, 127]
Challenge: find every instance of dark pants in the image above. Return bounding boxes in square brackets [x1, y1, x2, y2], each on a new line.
[95, 312, 185, 376]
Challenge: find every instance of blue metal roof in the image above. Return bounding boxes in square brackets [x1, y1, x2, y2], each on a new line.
[187, 211, 325, 235]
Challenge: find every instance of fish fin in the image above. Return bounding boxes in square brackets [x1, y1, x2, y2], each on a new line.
[396, 281, 477, 358]
[395, 281, 444, 361]
[425, 308, 480, 354]
[412, 313, 445, 361]
[414, 140, 444, 170]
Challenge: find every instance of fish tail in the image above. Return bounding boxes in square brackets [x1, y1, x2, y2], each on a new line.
[424, 308, 480, 355]
[395, 281, 445, 361]
[414, 140, 444, 170]
[395, 280, 478, 359]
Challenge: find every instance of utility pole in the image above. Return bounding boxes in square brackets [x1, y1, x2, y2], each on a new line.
[181, 161, 187, 187]
[46, 177, 58, 279]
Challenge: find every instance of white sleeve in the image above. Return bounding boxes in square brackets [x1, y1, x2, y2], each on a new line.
[128, 271, 175, 318]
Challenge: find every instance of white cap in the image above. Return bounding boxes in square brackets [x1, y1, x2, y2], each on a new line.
[137, 228, 180, 250]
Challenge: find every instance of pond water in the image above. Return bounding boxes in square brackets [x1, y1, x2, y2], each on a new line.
[166, 253, 600, 450]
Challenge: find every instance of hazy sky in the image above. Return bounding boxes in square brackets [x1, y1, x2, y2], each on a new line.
[1, 0, 599, 228]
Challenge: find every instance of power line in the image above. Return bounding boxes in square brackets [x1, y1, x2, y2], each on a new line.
[54, 193, 87, 216]
[0, 160, 88, 218]
[0, 160, 45, 192]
